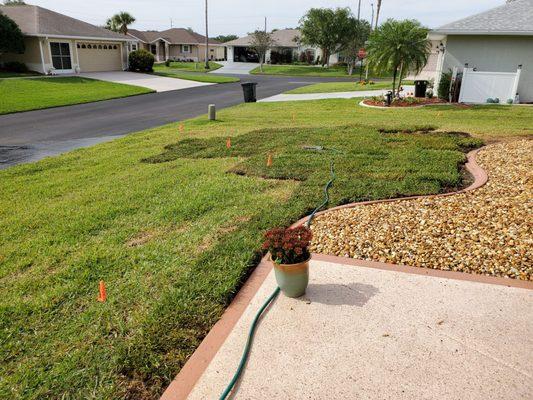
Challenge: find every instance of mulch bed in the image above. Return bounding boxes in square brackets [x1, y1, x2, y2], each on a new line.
[363, 97, 447, 107]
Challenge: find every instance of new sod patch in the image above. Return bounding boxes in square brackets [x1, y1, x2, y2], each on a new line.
[1, 99, 531, 399]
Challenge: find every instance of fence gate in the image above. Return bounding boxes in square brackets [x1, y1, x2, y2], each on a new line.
[458, 67, 521, 104]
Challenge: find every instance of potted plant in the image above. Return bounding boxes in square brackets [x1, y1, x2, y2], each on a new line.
[262, 226, 312, 298]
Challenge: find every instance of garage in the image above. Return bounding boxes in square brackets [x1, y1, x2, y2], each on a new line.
[77, 42, 123, 72]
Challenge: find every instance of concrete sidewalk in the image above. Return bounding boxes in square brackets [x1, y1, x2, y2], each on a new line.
[187, 259, 532, 399]
[259, 85, 415, 102]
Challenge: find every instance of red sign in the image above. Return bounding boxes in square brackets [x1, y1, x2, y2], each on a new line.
[358, 48, 367, 59]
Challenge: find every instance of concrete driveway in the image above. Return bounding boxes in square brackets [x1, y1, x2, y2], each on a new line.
[78, 71, 213, 92]
[210, 61, 258, 75]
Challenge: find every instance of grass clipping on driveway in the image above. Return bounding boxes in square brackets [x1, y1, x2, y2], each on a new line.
[0, 100, 531, 399]
[0, 77, 153, 115]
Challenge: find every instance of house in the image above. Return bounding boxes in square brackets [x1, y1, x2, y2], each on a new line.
[0, 5, 133, 74]
[224, 29, 338, 64]
[127, 29, 225, 63]
[418, 0, 533, 102]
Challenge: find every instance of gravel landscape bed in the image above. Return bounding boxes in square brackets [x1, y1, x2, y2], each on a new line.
[310, 140, 532, 280]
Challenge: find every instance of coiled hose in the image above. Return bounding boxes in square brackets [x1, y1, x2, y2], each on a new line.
[219, 159, 336, 400]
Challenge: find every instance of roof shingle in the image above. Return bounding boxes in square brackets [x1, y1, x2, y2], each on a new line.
[434, 0, 533, 35]
[128, 28, 222, 45]
[225, 29, 301, 47]
[0, 5, 130, 40]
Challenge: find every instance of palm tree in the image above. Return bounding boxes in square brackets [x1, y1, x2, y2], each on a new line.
[366, 19, 430, 96]
[374, 0, 382, 29]
[106, 12, 135, 35]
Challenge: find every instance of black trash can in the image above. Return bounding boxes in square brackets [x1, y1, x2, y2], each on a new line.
[414, 80, 428, 98]
[241, 82, 257, 103]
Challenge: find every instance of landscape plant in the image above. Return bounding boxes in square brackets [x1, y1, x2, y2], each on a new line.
[0, 11, 25, 55]
[263, 226, 312, 264]
[249, 30, 276, 72]
[341, 17, 371, 75]
[299, 7, 353, 67]
[128, 49, 155, 72]
[105, 11, 135, 35]
[366, 19, 430, 96]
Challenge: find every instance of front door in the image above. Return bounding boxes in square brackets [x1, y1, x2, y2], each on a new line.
[50, 42, 73, 72]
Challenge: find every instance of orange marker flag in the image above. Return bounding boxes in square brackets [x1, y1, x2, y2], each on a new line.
[226, 137, 231, 148]
[266, 153, 273, 167]
[179, 123, 184, 133]
[98, 280, 107, 302]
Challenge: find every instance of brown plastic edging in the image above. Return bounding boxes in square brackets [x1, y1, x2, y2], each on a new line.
[160, 146, 531, 400]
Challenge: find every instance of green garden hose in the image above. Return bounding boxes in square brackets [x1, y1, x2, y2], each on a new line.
[219, 158, 336, 400]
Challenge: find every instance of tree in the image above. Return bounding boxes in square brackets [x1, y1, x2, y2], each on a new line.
[213, 34, 238, 43]
[366, 19, 430, 96]
[249, 30, 276, 72]
[299, 7, 353, 67]
[0, 12, 25, 55]
[374, 0, 383, 29]
[105, 12, 135, 35]
[341, 18, 371, 75]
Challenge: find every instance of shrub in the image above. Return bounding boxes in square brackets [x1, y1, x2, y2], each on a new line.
[3, 61, 28, 72]
[129, 49, 155, 72]
[164, 59, 171, 67]
[262, 226, 312, 265]
[437, 70, 452, 100]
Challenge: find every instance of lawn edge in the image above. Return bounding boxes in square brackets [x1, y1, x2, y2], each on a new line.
[160, 146, 532, 400]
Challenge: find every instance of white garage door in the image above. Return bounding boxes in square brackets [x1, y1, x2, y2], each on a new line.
[77, 42, 122, 72]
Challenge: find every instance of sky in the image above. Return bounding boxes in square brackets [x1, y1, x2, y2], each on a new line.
[25, 0, 505, 36]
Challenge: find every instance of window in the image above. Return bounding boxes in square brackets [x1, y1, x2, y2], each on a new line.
[98, 45, 102, 49]
[113, 45, 118, 49]
[131, 44, 137, 51]
[81, 44, 86, 48]
[182, 44, 190, 53]
[87, 44, 92, 49]
[50, 42, 72, 70]
[76, 43, 80, 48]
[103, 45, 108, 49]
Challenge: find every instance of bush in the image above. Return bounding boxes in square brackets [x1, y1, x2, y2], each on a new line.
[437, 70, 452, 100]
[3, 61, 28, 72]
[164, 59, 171, 67]
[129, 49, 155, 72]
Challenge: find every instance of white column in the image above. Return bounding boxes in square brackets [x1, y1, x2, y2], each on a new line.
[165, 42, 170, 61]
[156, 42, 160, 62]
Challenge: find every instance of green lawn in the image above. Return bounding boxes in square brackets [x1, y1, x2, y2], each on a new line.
[0, 77, 153, 114]
[251, 64, 391, 78]
[155, 61, 223, 72]
[285, 80, 415, 94]
[1, 100, 531, 399]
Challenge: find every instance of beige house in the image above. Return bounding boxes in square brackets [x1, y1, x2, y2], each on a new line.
[0, 5, 133, 74]
[127, 29, 225, 62]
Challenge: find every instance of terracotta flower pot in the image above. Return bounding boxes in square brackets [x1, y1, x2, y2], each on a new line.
[271, 256, 310, 298]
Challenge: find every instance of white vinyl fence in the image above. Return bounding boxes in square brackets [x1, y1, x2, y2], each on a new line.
[459, 67, 522, 104]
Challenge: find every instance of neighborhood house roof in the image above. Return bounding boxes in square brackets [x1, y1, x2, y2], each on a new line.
[225, 29, 301, 47]
[0, 5, 130, 41]
[128, 28, 222, 45]
[434, 0, 533, 35]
